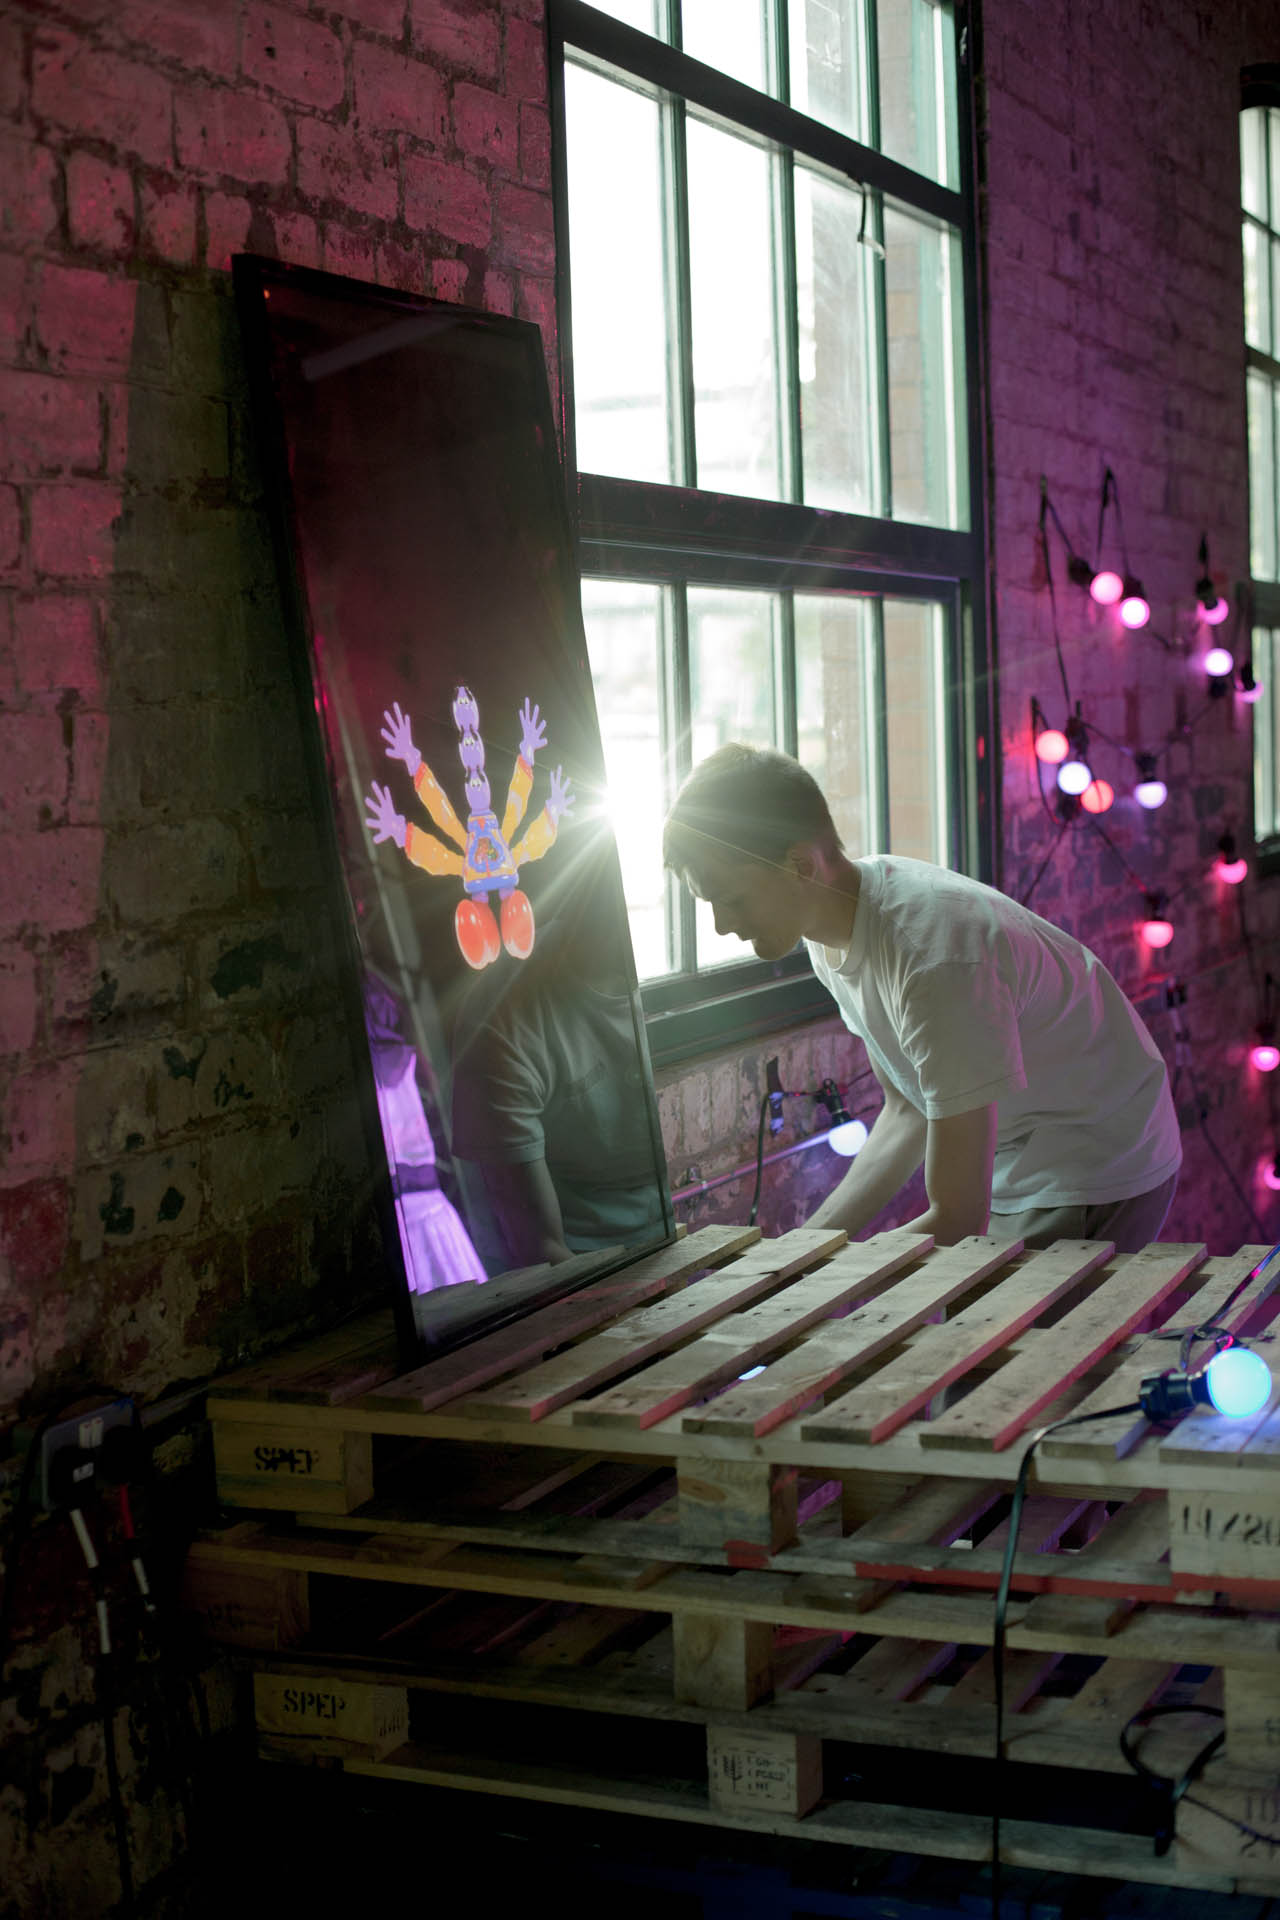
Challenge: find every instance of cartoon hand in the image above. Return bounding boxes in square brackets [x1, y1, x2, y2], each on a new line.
[519, 698, 547, 763]
[380, 702, 422, 777]
[547, 765, 574, 825]
[364, 782, 407, 849]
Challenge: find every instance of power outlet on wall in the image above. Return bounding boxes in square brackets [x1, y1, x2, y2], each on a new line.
[36, 1400, 136, 1511]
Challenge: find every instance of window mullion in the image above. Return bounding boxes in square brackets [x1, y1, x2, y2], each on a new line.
[775, 151, 802, 504]
[870, 189, 892, 520]
[778, 591, 797, 757]
[662, 90, 697, 488]
[668, 581, 697, 970]
[869, 595, 888, 850]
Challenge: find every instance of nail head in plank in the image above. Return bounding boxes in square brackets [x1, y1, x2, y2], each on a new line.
[684, 1235, 1022, 1439]
[919, 1243, 1209, 1453]
[803, 1240, 1114, 1446]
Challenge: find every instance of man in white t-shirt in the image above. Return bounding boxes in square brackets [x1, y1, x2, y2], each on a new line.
[662, 744, 1181, 1251]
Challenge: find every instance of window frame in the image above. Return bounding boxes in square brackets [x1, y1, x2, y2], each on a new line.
[549, 0, 995, 1064]
[1243, 69, 1280, 875]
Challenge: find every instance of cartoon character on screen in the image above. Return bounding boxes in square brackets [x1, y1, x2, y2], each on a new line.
[364, 688, 574, 969]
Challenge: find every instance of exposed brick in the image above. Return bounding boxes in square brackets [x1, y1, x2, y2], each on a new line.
[76, 1045, 153, 1161]
[154, 1029, 275, 1136]
[204, 190, 253, 270]
[0, 826, 105, 933]
[175, 85, 292, 186]
[16, 595, 100, 698]
[321, 222, 378, 282]
[0, 1178, 71, 1295]
[0, 130, 58, 247]
[430, 254, 470, 303]
[0, 254, 28, 364]
[518, 101, 550, 189]
[30, 483, 122, 578]
[268, 208, 320, 268]
[67, 710, 109, 824]
[352, 39, 447, 139]
[0, 486, 18, 575]
[503, 14, 547, 102]
[74, 1145, 202, 1260]
[403, 151, 489, 244]
[409, 0, 499, 81]
[0, 950, 39, 1056]
[516, 270, 556, 358]
[375, 235, 428, 292]
[66, 152, 136, 257]
[32, 36, 173, 169]
[194, 913, 329, 1014]
[0, 373, 102, 477]
[0, 16, 23, 120]
[0, 711, 67, 828]
[140, 173, 199, 264]
[482, 266, 514, 315]
[49, 933, 184, 1047]
[244, 4, 345, 111]
[297, 119, 399, 221]
[494, 179, 553, 274]
[117, 0, 240, 80]
[452, 80, 518, 170]
[104, 818, 244, 922]
[35, 265, 138, 374]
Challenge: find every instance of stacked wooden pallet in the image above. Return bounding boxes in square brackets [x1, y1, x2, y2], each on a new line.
[183, 1222, 1280, 1894]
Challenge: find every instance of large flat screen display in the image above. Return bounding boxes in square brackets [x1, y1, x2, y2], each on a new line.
[234, 256, 674, 1360]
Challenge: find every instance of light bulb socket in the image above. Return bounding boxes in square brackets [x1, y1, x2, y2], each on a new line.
[1135, 751, 1158, 781]
[1066, 554, 1095, 591]
[816, 1078, 853, 1130]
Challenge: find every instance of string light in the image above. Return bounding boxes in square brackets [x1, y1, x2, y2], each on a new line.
[1195, 534, 1230, 626]
[1214, 835, 1248, 885]
[1205, 644, 1235, 679]
[1119, 576, 1151, 628]
[1080, 778, 1114, 814]
[1134, 752, 1168, 809]
[1141, 892, 1174, 948]
[1239, 660, 1265, 703]
[1035, 726, 1069, 764]
[1251, 1024, 1280, 1073]
[1090, 567, 1124, 606]
[1263, 1156, 1280, 1194]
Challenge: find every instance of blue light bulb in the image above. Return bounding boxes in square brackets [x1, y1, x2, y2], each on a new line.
[828, 1118, 869, 1158]
[1204, 1346, 1272, 1418]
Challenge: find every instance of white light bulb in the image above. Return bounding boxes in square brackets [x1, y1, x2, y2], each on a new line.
[1135, 778, 1168, 809]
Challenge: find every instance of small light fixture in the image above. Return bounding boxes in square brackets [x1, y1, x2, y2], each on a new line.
[1195, 534, 1230, 625]
[1239, 661, 1265, 704]
[1252, 1022, 1280, 1072]
[1263, 1155, 1280, 1194]
[1140, 893, 1174, 948]
[1035, 727, 1070, 765]
[1133, 752, 1167, 810]
[816, 1080, 868, 1158]
[1057, 757, 1093, 796]
[1090, 568, 1125, 606]
[1214, 834, 1248, 885]
[1139, 1345, 1272, 1421]
[1205, 644, 1235, 680]
[1080, 778, 1114, 814]
[1119, 576, 1150, 629]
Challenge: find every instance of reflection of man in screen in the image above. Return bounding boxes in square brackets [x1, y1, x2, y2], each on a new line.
[364, 975, 486, 1292]
[450, 896, 666, 1269]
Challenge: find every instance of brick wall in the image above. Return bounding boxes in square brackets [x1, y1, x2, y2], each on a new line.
[0, 3, 556, 1911]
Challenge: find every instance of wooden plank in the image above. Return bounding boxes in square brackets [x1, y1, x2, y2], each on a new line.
[919, 1244, 1209, 1454]
[672, 1612, 774, 1711]
[254, 1673, 408, 1760]
[208, 1310, 396, 1403]
[366, 1224, 761, 1415]
[1178, 1767, 1280, 1880]
[1168, 1486, 1280, 1583]
[1039, 1249, 1278, 1465]
[946, 1647, 1061, 1712]
[802, 1241, 1114, 1446]
[213, 1421, 373, 1514]
[681, 1236, 1021, 1440]
[811, 1637, 954, 1706]
[181, 1551, 309, 1650]
[457, 1229, 849, 1422]
[571, 1230, 930, 1432]
[677, 1459, 798, 1554]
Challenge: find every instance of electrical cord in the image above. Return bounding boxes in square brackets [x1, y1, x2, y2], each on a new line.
[69, 1505, 135, 1919]
[746, 1073, 878, 1228]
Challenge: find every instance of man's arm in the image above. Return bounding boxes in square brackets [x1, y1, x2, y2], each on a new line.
[916, 1102, 996, 1244]
[478, 1157, 573, 1267]
[806, 1080, 928, 1237]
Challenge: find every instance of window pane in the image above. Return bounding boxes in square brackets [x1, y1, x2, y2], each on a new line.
[788, 0, 871, 145]
[795, 164, 879, 514]
[883, 599, 947, 864]
[681, 0, 772, 92]
[687, 586, 777, 966]
[581, 578, 675, 981]
[565, 65, 674, 485]
[1271, 107, 1280, 227]
[795, 593, 877, 855]
[1243, 105, 1268, 221]
[883, 201, 967, 528]
[1274, 236, 1280, 361]
[1254, 628, 1277, 843]
[686, 116, 783, 499]
[877, 0, 959, 188]
[1252, 371, 1278, 581]
[1244, 219, 1270, 354]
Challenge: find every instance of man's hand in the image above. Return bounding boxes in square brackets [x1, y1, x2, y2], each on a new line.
[365, 781, 407, 848]
[917, 1103, 997, 1244]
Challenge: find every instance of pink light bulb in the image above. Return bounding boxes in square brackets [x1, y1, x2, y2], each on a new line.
[1034, 728, 1070, 765]
[1263, 1157, 1280, 1193]
[1251, 1043, 1280, 1072]
[1081, 778, 1114, 814]
[1215, 856, 1248, 884]
[1200, 595, 1230, 625]
[1240, 677, 1265, 704]
[1119, 592, 1150, 629]
[1205, 645, 1235, 677]
[1140, 918, 1174, 949]
[1090, 569, 1124, 605]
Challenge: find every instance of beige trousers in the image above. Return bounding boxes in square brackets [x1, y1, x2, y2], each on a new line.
[988, 1171, 1180, 1254]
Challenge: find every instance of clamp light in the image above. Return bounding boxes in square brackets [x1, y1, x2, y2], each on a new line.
[1139, 1345, 1272, 1422]
[816, 1080, 868, 1158]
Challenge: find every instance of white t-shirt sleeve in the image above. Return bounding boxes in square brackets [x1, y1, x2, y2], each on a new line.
[897, 960, 1029, 1119]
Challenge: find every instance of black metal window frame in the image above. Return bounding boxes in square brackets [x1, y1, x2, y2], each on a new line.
[1243, 70, 1280, 872]
[548, 0, 995, 1067]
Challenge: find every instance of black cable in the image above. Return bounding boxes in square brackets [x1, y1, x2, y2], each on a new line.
[1037, 481, 1074, 711]
[990, 1399, 1143, 1920]
[1018, 824, 1068, 909]
[1119, 1704, 1224, 1855]
[747, 1092, 771, 1228]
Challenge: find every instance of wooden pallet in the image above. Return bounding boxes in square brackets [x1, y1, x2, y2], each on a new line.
[184, 1223, 1280, 1891]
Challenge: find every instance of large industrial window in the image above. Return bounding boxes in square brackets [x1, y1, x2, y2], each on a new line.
[550, 1, 990, 1062]
[1244, 86, 1280, 855]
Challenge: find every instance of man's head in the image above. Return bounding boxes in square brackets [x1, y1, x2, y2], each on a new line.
[662, 744, 843, 961]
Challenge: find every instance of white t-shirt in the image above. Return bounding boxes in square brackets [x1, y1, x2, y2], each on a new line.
[805, 856, 1182, 1212]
